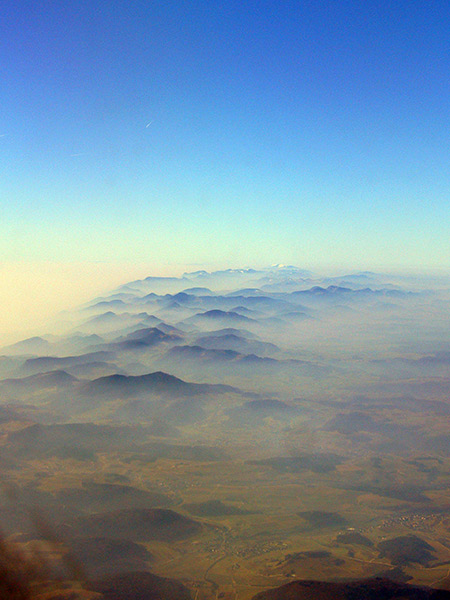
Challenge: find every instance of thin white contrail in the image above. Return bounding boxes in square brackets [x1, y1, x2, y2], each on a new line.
[145, 120, 154, 128]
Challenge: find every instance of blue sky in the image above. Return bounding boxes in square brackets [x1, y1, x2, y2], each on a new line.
[1, 0, 449, 269]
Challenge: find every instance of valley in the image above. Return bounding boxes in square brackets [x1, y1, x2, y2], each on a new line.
[1, 266, 450, 599]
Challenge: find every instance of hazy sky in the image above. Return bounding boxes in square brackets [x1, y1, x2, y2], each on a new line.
[0, 260, 183, 344]
[1, 1, 449, 320]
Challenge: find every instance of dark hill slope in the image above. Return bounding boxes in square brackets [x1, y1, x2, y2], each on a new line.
[1, 336, 51, 355]
[104, 327, 183, 351]
[377, 535, 436, 566]
[5, 423, 148, 459]
[70, 537, 152, 578]
[202, 327, 259, 339]
[162, 346, 329, 379]
[68, 508, 202, 541]
[22, 351, 114, 375]
[81, 371, 235, 398]
[56, 481, 174, 511]
[182, 309, 256, 327]
[119, 327, 181, 343]
[194, 333, 279, 356]
[88, 571, 192, 600]
[0, 369, 78, 392]
[251, 454, 343, 475]
[251, 577, 449, 600]
[336, 531, 374, 547]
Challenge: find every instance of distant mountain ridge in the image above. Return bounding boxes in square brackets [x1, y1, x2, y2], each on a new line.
[81, 370, 236, 398]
